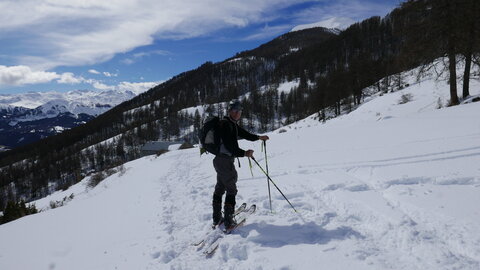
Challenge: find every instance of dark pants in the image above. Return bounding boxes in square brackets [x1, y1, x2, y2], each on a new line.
[212, 155, 237, 223]
[213, 155, 238, 199]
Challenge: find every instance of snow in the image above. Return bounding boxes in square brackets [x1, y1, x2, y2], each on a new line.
[180, 104, 207, 116]
[52, 126, 66, 132]
[277, 80, 300, 94]
[227, 56, 256, 63]
[1, 71, 480, 269]
[32, 178, 92, 212]
[168, 144, 182, 151]
[291, 17, 354, 32]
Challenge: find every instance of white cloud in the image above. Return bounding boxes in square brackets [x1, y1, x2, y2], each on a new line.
[103, 72, 117, 77]
[0, 65, 88, 87]
[88, 69, 100, 74]
[92, 81, 114, 91]
[57, 72, 84, 84]
[121, 58, 135, 65]
[289, 0, 396, 31]
[133, 50, 171, 58]
[122, 50, 171, 65]
[85, 78, 160, 93]
[0, 64, 158, 95]
[0, 65, 59, 85]
[0, 0, 306, 69]
[243, 24, 293, 41]
[89, 69, 117, 77]
[116, 81, 160, 94]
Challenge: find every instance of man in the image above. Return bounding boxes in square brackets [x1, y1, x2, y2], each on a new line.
[212, 99, 269, 229]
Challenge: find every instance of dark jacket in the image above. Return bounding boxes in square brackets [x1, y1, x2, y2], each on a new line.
[218, 116, 259, 157]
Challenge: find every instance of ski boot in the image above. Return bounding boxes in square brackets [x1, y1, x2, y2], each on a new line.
[223, 203, 237, 230]
[212, 194, 223, 229]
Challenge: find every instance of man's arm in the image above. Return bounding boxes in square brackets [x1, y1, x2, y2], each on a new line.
[237, 125, 269, 142]
[237, 125, 260, 141]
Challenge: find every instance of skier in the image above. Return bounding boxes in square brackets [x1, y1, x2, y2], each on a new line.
[212, 99, 269, 229]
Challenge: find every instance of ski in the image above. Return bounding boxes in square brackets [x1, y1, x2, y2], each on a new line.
[192, 203, 247, 247]
[214, 202, 246, 229]
[203, 204, 256, 256]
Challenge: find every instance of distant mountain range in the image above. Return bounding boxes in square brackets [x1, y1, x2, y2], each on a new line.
[0, 89, 148, 150]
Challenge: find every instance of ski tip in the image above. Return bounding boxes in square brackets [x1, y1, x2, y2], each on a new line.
[204, 243, 219, 257]
[192, 239, 205, 247]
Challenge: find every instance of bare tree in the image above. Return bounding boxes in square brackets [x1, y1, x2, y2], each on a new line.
[458, 0, 480, 99]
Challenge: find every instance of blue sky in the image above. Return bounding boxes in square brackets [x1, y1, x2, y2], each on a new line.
[0, 0, 401, 94]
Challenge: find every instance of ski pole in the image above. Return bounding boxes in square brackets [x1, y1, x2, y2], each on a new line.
[251, 157, 298, 213]
[264, 140, 269, 174]
[263, 141, 273, 213]
[248, 157, 254, 178]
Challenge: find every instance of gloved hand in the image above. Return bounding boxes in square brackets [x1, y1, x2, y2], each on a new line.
[259, 135, 269, 141]
[245, 149, 254, 158]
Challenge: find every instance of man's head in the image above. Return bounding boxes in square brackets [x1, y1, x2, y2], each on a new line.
[228, 99, 242, 121]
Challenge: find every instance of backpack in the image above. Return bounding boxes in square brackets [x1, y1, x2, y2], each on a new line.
[198, 116, 222, 155]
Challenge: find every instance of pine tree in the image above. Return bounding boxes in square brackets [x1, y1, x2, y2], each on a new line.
[1, 200, 38, 224]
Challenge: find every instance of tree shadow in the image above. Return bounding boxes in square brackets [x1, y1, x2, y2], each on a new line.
[239, 222, 364, 248]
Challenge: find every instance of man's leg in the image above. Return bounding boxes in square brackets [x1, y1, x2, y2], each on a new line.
[212, 156, 226, 225]
[213, 156, 238, 228]
[223, 159, 238, 229]
[212, 190, 224, 225]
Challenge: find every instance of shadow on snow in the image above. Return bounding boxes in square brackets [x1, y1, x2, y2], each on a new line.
[240, 221, 364, 248]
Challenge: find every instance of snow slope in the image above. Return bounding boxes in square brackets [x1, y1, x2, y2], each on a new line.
[0, 75, 479, 270]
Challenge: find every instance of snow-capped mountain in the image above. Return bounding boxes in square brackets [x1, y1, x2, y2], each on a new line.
[0, 88, 142, 111]
[0, 89, 150, 150]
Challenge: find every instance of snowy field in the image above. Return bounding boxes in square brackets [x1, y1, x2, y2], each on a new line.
[0, 74, 479, 270]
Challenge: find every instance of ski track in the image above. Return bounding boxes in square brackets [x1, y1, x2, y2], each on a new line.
[147, 139, 480, 270]
[328, 171, 479, 270]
